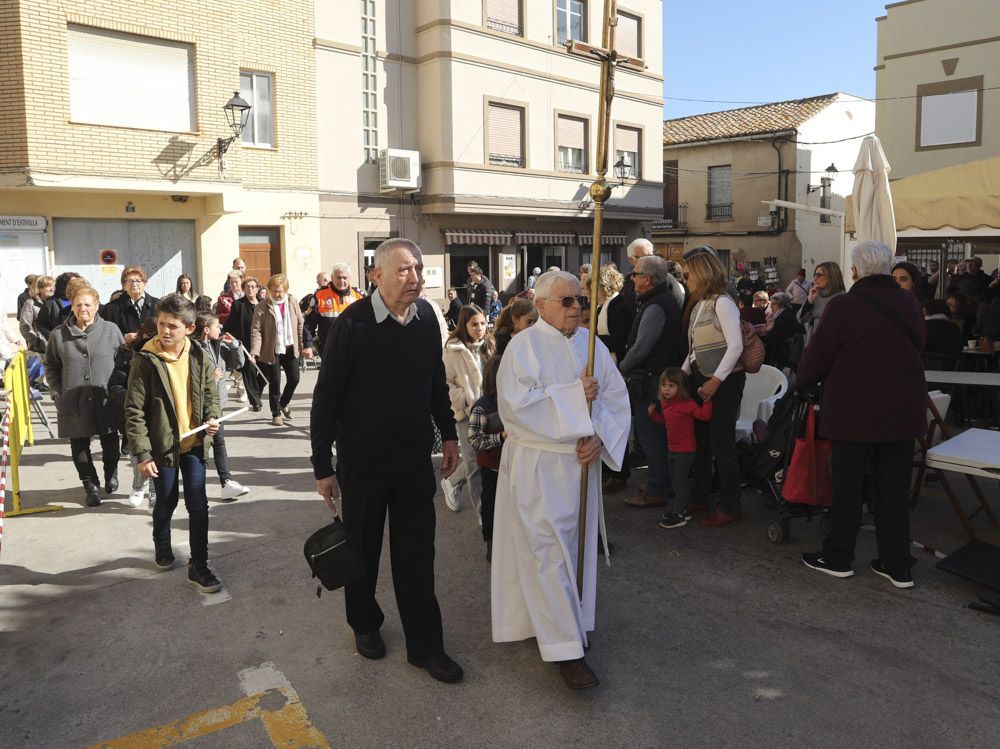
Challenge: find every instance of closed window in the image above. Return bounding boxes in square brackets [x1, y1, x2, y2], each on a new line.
[67, 25, 194, 131]
[917, 76, 983, 149]
[487, 0, 522, 35]
[557, 0, 586, 46]
[361, 0, 378, 161]
[557, 115, 587, 174]
[240, 71, 274, 147]
[707, 165, 732, 220]
[614, 125, 641, 178]
[488, 103, 525, 168]
[615, 11, 641, 59]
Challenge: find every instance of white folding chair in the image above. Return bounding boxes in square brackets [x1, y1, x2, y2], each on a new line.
[735, 364, 788, 440]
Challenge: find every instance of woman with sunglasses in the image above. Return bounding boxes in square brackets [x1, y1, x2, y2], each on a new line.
[797, 262, 845, 343]
[681, 251, 745, 527]
[440, 304, 496, 518]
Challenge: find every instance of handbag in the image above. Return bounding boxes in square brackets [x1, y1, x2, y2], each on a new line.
[781, 404, 833, 506]
[303, 516, 366, 596]
[739, 320, 765, 374]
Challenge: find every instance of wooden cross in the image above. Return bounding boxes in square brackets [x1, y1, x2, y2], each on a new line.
[566, 0, 646, 596]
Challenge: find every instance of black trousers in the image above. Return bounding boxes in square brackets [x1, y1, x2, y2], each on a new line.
[691, 368, 746, 515]
[823, 440, 912, 575]
[480, 466, 498, 544]
[338, 462, 444, 661]
[241, 360, 265, 409]
[263, 350, 300, 417]
[211, 423, 231, 485]
[70, 432, 120, 484]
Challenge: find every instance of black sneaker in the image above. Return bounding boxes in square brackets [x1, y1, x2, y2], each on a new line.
[801, 552, 853, 578]
[83, 480, 101, 507]
[869, 559, 914, 589]
[187, 562, 222, 593]
[154, 549, 176, 571]
[658, 510, 688, 529]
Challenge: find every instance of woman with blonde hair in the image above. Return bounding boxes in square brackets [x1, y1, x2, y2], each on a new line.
[45, 285, 124, 506]
[250, 274, 312, 426]
[19, 274, 55, 353]
[682, 251, 745, 527]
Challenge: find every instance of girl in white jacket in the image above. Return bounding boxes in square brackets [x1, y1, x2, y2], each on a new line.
[440, 305, 495, 517]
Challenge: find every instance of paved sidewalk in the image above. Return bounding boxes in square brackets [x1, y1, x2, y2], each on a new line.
[2, 370, 1000, 748]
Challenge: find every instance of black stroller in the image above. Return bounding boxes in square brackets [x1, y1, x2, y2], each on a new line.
[738, 389, 832, 543]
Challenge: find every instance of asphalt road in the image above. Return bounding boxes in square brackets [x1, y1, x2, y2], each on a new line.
[2, 370, 999, 748]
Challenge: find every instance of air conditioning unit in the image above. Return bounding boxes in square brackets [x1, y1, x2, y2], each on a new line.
[379, 148, 421, 192]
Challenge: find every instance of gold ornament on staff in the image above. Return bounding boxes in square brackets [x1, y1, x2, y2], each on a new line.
[567, 0, 645, 596]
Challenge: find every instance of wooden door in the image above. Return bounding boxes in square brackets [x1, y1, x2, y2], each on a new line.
[238, 228, 281, 286]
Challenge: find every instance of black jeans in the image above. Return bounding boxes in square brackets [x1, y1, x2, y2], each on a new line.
[822, 440, 912, 575]
[152, 446, 209, 564]
[211, 423, 231, 485]
[338, 461, 444, 662]
[631, 376, 671, 499]
[691, 367, 746, 515]
[241, 360, 265, 409]
[480, 467, 498, 544]
[263, 349, 300, 417]
[69, 432, 120, 484]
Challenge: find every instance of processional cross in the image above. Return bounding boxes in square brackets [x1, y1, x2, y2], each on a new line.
[567, 0, 645, 596]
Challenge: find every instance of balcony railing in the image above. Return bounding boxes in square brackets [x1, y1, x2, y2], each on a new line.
[489, 153, 525, 168]
[487, 18, 522, 36]
[706, 202, 733, 220]
[652, 203, 688, 231]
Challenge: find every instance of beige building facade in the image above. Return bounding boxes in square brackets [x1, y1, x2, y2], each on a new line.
[875, 0, 999, 180]
[0, 0, 320, 306]
[654, 94, 874, 285]
[315, 0, 665, 301]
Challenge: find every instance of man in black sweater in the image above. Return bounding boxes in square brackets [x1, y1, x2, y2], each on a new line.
[310, 238, 463, 683]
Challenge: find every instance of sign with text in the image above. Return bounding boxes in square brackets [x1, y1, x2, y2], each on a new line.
[0, 216, 46, 232]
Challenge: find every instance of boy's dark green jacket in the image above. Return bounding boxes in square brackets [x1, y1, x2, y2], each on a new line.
[124, 338, 220, 467]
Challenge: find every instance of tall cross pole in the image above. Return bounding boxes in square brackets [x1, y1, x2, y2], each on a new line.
[567, 0, 645, 596]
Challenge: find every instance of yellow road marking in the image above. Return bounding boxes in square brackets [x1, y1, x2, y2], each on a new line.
[88, 686, 328, 749]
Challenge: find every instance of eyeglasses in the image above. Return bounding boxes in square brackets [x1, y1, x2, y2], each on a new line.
[813, 271, 826, 277]
[543, 295, 588, 308]
[125, 278, 144, 285]
[633, 271, 648, 277]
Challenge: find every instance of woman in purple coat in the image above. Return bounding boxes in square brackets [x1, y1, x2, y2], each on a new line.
[797, 241, 926, 589]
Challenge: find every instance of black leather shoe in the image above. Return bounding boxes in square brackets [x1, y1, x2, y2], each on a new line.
[354, 630, 386, 660]
[104, 475, 119, 495]
[408, 652, 463, 683]
[83, 480, 101, 507]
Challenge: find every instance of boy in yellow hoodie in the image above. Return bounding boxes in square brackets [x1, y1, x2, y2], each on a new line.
[125, 294, 222, 592]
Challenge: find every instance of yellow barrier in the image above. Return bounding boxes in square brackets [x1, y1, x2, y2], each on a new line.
[4, 351, 62, 516]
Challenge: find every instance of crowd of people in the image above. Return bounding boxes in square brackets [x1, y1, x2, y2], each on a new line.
[10, 236, 998, 692]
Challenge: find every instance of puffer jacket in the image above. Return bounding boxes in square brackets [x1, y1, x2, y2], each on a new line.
[124, 341, 220, 467]
[442, 339, 486, 422]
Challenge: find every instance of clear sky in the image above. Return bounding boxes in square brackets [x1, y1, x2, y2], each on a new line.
[662, 1, 889, 119]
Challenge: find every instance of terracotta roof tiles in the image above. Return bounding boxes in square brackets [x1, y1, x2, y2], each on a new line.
[663, 94, 841, 145]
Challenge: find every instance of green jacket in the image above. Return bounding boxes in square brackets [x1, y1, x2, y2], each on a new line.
[124, 341, 220, 467]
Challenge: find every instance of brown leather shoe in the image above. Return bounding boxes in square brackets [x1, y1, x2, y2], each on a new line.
[624, 491, 667, 508]
[559, 658, 599, 689]
[701, 510, 743, 528]
[602, 477, 627, 494]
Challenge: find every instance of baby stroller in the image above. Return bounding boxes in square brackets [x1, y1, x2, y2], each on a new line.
[738, 389, 833, 543]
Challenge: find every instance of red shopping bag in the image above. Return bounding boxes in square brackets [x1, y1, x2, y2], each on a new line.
[781, 405, 833, 507]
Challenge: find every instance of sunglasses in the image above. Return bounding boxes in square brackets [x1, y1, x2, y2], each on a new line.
[543, 295, 588, 308]
[813, 271, 826, 277]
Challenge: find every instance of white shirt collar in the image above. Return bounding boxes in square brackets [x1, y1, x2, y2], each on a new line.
[371, 288, 420, 326]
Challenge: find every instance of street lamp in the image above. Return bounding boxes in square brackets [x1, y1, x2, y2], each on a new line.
[217, 91, 252, 158]
[613, 155, 630, 187]
[809, 163, 839, 193]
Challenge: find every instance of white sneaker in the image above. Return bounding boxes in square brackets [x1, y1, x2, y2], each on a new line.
[221, 480, 249, 501]
[238, 393, 248, 403]
[129, 487, 146, 508]
[441, 479, 460, 512]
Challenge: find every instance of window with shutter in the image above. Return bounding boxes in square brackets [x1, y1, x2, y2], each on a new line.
[707, 165, 733, 220]
[487, 0, 522, 35]
[240, 71, 275, 147]
[488, 104, 525, 168]
[614, 125, 641, 178]
[557, 115, 586, 174]
[67, 25, 194, 132]
[615, 12, 641, 59]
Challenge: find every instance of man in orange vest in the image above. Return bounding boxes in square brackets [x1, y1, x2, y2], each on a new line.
[312, 263, 365, 353]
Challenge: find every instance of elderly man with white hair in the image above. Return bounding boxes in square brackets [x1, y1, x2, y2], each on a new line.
[622, 238, 684, 309]
[797, 241, 926, 589]
[492, 270, 631, 690]
[313, 262, 365, 353]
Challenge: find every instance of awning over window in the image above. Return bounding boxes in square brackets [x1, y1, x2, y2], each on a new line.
[514, 231, 576, 245]
[578, 234, 627, 245]
[443, 230, 514, 245]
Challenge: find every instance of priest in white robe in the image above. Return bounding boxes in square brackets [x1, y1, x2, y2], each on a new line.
[492, 270, 631, 690]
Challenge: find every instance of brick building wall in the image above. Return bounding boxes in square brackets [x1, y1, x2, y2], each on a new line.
[10, 0, 316, 191]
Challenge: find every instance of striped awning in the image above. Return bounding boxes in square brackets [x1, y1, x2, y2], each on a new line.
[578, 233, 628, 246]
[443, 230, 513, 245]
[514, 231, 576, 245]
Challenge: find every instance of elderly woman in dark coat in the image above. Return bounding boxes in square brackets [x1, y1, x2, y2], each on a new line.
[797, 241, 926, 588]
[45, 285, 125, 507]
[761, 291, 805, 369]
